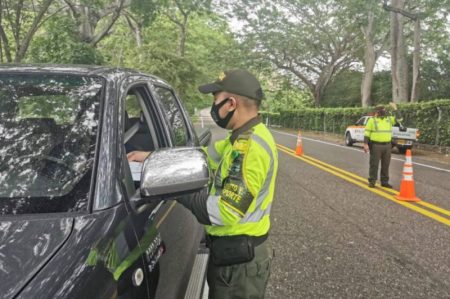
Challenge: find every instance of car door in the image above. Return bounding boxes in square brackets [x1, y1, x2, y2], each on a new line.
[117, 76, 204, 299]
[354, 117, 367, 141]
[144, 82, 204, 299]
[115, 78, 170, 298]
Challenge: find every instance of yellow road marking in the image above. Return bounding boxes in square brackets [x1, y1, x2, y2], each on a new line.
[277, 143, 450, 218]
[276, 144, 450, 227]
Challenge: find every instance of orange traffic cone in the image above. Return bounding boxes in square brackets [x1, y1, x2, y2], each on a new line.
[295, 130, 303, 156]
[396, 149, 420, 202]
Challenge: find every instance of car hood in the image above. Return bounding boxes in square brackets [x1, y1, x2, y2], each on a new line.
[0, 216, 73, 299]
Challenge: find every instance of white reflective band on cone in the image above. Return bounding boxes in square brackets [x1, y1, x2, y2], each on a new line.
[403, 175, 414, 181]
[403, 167, 413, 173]
[406, 156, 412, 164]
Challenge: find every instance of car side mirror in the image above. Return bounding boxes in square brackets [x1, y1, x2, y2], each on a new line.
[140, 147, 209, 199]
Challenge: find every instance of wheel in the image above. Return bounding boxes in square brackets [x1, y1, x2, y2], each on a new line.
[345, 132, 353, 146]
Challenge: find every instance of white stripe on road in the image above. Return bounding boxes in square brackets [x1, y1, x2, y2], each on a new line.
[272, 129, 450, 174]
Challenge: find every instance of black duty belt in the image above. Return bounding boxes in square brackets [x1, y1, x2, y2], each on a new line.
[206, 233, 268, 247]
[370, 141, 391, 145]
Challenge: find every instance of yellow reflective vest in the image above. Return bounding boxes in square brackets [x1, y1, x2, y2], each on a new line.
[364, 116, 396, 142]
[205, 119, 278, 237]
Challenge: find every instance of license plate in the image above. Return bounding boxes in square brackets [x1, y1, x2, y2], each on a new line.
[397, 140, 411, 145]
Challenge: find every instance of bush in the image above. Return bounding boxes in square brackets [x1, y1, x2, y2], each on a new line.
[268, 99, 450, 146]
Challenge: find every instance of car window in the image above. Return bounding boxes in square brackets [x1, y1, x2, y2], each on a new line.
[0, 74, 102, 214]
[356, 117, 366, 126]
[122, 86, 160, 190]
[153, 86, 189, 146]
[125, 93, 141, 118]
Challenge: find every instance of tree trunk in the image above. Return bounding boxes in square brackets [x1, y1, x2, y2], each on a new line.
[0, 26, 12, 62]
[389, 0, 409, 103]
[361, 11, 376, 107]
[179, 16, 187, 57]
[15, 0, 54, 62]
[410, 19, 420, 102]
[313, 89, 321, 107]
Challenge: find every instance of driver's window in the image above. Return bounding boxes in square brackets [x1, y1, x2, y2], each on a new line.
[123, 88, 156, 189]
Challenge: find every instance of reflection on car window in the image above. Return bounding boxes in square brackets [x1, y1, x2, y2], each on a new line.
[125, 94, 141, 118]
[0, 74, 103, 214]
[154, 86, 188, 146]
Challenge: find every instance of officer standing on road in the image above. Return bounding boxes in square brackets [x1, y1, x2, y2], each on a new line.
[363, 102, 402, 188]
[127, 69, 279, 298]
[181, 69, 278, 299]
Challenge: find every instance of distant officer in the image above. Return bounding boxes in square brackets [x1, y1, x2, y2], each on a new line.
[363, 102, 403, 188]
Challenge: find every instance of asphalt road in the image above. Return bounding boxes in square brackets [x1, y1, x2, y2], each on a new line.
[198, 121, 450, 299]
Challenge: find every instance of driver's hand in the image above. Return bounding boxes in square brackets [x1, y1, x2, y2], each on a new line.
[127, 151, 151, 162]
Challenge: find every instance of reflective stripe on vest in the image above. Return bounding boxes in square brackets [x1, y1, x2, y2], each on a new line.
[208, 144, 221, 165]
[207, 195, 223, 225]
[239, 134, 274, 224]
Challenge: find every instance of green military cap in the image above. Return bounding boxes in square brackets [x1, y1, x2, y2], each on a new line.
[375, 105, 386, 112]
[198, 69, 264, 101]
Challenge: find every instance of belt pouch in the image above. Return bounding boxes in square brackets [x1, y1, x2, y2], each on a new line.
[210, 235, 255, 266]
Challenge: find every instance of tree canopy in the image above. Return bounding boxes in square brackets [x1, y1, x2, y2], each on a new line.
[0, 0, 449, 111]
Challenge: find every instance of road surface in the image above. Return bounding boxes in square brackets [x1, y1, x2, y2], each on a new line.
[196, 118, 450, 298]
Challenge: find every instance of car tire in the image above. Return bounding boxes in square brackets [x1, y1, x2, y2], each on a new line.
[397, 146, 408, 154]
[345, 132, 353, 146]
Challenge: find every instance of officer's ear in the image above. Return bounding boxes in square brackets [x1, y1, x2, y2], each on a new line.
[228, 96, 238, 111]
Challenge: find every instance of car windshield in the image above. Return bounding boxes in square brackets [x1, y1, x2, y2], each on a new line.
[0, 73, 103, 214]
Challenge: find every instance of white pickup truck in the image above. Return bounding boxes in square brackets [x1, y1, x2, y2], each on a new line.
[345, 115, 420, 153]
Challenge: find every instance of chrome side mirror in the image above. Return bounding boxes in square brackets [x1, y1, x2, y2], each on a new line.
[140, 147, 209, 198]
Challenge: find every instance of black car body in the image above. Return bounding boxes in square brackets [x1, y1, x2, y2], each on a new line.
[0, 65, 210, 298]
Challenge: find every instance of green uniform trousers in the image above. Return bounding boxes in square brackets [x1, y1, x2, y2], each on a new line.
[207, 240, 273, 299]
[368, 142, 391, 184]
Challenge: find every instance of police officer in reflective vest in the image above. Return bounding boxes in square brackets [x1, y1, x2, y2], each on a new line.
[178, 69, 278, 298]
[363, 103, 402, 188]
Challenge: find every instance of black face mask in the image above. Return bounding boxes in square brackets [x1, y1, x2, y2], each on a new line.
[377, 110, 386, 117]
[210, 98, 235, 129]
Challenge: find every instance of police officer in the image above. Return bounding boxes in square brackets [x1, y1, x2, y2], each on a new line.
[363, 102, 402, 188]
[127, 69, 278, 298]
[177, 69, 278, 299]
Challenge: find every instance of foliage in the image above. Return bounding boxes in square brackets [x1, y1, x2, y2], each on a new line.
[262, 77, 313, 112]
[223, 0, 363, 106]
[269, 100, 450, 146]
[98, 13, 246, 113]
[322, 71, 362, 107]
[0, 0, 54, 62]
[27, 16, 104, 64]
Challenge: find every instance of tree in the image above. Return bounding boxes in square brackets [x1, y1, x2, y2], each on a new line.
[354, 1, 390, 107]
[223, 0, 362, 107]
[0, 0, 54, 62]
[158, 0, 212, 57]
[28, 15, 104, 64]
[61, 0, 131, 47]
[98, 13, 245, 112]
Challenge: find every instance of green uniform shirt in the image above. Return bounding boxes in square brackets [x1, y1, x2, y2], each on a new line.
[205, 117, 278, 237]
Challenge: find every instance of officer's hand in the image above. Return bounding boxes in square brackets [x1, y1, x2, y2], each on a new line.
[389, 102, 398, 111]
[363, 144, 369, 153]
[127, 151, 151, 162]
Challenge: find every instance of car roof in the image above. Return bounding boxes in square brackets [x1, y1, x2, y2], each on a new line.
[0, 64, 170, 87]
